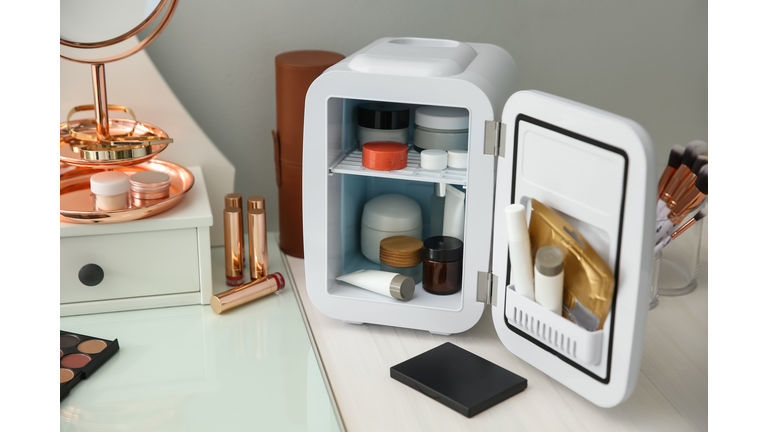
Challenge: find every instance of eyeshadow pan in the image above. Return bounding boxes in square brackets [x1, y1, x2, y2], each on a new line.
[60, 335, 79, 348]
[60, 368, 74, 383]
[78, 339, 107, 354]
[61, 353, 91, 369]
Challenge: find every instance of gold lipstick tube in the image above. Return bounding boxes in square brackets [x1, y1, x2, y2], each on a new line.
[210, 273, 285, 314]
[248, 208, 268, 281]
[224, 207, 244, 286]
[225, 193, 242, 209]
[247, 195, 265, 211]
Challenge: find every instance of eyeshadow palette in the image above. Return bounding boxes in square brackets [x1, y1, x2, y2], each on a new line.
[60, 331, 119, 401]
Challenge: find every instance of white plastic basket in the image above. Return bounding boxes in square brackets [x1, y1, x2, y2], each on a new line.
[505, 286, 603, 366]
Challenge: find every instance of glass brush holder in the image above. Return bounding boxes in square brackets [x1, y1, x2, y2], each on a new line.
[653, 199, 706, 298]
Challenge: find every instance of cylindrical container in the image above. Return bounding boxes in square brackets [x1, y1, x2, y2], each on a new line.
[225, 193, 242, 209]
[379, 236, 423, 284]
[362, 141, 409, 171]
[274, 50, 345, 258]
[534, 246, 564, 314]
[129, 171, 170, 207]
[447, 150, 468, 169]
[361, 194, 422, 264]
[420, 149, 448, 171]
[90, 171, 129, 211]
[505, 204, 535, 300]
[413, 106, 469, 152]
[656, 201, 705, 296]
[649, 250, 661, 310]
[247, 195, 265, 211]
[357, 103, 410, 150]
[336, 270, 415, 301]
[224, 207, 244, 287]
[210, 273, 285, 314]
[422, 236, 463, 295]
[248, 208, 268, 282]
[430, 183, 446, 237]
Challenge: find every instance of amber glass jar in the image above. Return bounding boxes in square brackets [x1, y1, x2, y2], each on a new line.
[422, 236, 463, 295]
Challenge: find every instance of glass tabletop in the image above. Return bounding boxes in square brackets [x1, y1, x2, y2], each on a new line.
[60, 233, 342, 432]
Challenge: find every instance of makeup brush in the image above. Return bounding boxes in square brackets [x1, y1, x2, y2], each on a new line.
[656, 166, 708, 242]
[655, 208, 707, 253]
[657, 141, 706, 216]
[668, 155, 707, 204]
[658, 145, 685, 199]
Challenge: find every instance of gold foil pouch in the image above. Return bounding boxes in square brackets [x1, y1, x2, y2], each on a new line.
[528, 199, 614, 330]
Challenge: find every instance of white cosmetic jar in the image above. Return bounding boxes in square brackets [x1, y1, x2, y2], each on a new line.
[361, 194, 422, 264]
[90, 171, 130, 211]
[420, 149, 448, 171]
[357, 103, 410, 150]
[413, 106, 469, 152]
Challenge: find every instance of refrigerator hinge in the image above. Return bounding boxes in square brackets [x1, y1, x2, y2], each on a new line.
[483, 120, 507, 158]
[476, 271, 498, 306]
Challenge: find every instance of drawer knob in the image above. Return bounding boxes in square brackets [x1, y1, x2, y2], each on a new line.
[78, 264, 104, 286]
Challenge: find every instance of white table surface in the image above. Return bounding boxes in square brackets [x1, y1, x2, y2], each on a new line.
[60, 233, 342, 432]
[286, 251, 708, 431]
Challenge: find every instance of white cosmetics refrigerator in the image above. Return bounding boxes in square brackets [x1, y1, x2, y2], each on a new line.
[302, 37, 656, 407]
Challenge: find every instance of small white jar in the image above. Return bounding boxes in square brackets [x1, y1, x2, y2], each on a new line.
[90, 171, 130, 211]
[413, 106, 469, 152]
[361, 194, 422, 264]
[420, 149, 448, 171]
[357, 103, 410, 150]
[447, 149, 468, 169]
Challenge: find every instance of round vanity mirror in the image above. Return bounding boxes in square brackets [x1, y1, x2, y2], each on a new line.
[60, 0, 164, 47]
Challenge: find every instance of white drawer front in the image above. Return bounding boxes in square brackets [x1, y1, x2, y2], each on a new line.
[61, 228, 200, 304]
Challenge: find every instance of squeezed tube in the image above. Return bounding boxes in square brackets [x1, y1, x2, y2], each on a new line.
[505, 204, 535, 300]
[336, 270, 415, 301]
[442, 186, 466, 241]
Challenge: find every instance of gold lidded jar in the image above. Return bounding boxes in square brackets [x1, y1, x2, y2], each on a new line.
[379, 236, 423, 284]
[129, 171, 171, 207]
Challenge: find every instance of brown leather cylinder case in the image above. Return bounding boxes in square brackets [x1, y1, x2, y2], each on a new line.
[273, 50, 344, 258]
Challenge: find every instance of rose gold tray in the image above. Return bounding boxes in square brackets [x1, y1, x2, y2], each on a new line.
[60, 118, 169, 169]
[60, 159, 194, 224]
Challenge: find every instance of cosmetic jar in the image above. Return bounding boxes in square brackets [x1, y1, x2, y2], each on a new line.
[447, 150, 468, 169]
[380, 236, 424, 284]
[420, 149, 448, 171]
[422, 236, 463, 295]
[361, 194, 422, 264]
[90, 171, 130, 211]
[362, 141, 409, 171]
[413, 106, 469, 152]
[129, 171, 171, 206]
[357, 103, 410, 150]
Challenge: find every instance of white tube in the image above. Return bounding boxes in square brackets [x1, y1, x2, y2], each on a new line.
[442, 186, 465, 241]
[534, 246, 564, 314]
[505, 204, 535, 300]
[336, 270, 415, 301]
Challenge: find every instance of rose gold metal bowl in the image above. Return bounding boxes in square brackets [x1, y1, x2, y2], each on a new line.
[60, 159, 194, 224]
[60, 118, 170, 168]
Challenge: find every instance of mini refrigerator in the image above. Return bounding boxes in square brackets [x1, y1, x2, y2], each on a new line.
[302, 37, 656, 407]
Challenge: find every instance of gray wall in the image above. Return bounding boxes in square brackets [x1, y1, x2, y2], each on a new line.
[143, 0, 706, 232]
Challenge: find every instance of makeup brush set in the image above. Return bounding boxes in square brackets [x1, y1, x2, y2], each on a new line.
[655, 141, 709, 254]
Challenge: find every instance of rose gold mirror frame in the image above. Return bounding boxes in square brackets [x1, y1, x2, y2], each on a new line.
[60, 0, 179, 142]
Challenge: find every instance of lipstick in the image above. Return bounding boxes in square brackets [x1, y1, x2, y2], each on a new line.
[210, 273, 285, 314]
[247, 195, 265, 211]
[224, 206, 244, 287]
[248, 208, 268, 281]
[225, 193, 242, 209]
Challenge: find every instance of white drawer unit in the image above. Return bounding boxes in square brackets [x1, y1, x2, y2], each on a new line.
[61, 166, 213, 316]
[303, 38, 655, 407]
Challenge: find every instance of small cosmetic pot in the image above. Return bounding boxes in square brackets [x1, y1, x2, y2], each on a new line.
[420, 149, 448, 171]
[447, 150, 468, 169]
[90, 171, 130, 211]
[362, 141, 409, 171]
[413, 106, 469, 152]
[357, 103, 410, 150]
[380, 236, 424, 284]
[361, 194, 422, 264]
[129, 171, 171, 206]
[422, 236, 463, 295]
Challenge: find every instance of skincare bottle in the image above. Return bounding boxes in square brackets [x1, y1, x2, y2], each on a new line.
[336, 270, 415, 301]
[90, 171, 130, 211]
[505, 204, 535, 300]
[534, 246, 564, 314]
[430, 183, 446, 237]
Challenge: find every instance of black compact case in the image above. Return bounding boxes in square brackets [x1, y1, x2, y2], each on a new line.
[390, 342, 527, 418]
[60, 330, 119, 401]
